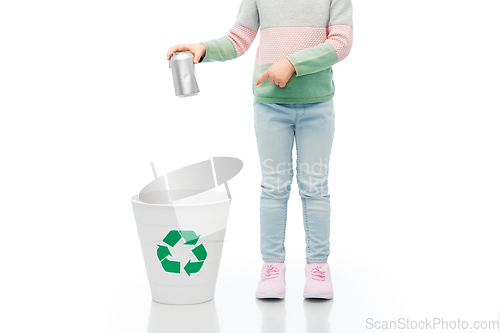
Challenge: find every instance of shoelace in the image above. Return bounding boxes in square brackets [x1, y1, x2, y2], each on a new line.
[262, 265, 280, 279]
[310, 266, 326, 281]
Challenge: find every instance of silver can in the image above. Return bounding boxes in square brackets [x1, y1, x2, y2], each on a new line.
[170, 51, 200, 97]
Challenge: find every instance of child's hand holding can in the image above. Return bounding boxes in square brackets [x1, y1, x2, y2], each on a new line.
[167, 44, 207, 68]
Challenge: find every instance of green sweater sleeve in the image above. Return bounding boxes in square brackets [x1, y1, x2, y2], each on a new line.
[199, 36, 237, 63]
[286, 43, 339, 77]
[285, 0, 353, 77]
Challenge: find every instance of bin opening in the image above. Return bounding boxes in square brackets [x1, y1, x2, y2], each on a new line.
[131, 189, 230, 206]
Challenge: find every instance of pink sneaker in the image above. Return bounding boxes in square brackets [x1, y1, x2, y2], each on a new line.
[303, 262, 333, 299]
[255, 262, 286, 299]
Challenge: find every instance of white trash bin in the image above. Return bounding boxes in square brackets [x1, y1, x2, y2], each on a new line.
[131, 189, 231, 305]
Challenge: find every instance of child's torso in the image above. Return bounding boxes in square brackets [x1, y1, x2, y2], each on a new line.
[256, 0, 331, 29]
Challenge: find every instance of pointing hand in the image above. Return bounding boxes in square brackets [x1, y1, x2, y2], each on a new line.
[255, 58, 296, 88]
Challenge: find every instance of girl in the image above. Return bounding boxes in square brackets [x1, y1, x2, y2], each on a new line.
[167, 0, 353, 300]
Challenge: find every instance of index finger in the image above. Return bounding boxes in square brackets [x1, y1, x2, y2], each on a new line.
[255, 71, 269, 86]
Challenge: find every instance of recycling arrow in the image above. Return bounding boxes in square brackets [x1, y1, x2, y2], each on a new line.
[180, 230, 200, 245]
[157, 245, 181, 274]
[156, 229, 207, 277]
[163, 230, 182, 247]
[184, 260, 203, 276]
[192, 244, 207, 261]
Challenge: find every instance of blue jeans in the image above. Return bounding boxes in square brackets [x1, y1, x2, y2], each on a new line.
[253, 100, 335, 263]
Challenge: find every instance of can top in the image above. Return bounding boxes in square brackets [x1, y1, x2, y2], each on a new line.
[171, 51, 194, 61]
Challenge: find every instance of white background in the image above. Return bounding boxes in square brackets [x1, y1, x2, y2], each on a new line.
[1, 0, 499, 332]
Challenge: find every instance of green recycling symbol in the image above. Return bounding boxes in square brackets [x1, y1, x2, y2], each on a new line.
[156, 230, 207, 277]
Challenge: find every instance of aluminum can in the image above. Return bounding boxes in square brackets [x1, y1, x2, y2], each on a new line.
[170, 51, 200, 97]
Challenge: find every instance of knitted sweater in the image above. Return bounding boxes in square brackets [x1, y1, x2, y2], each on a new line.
[199, 0, 353, 104]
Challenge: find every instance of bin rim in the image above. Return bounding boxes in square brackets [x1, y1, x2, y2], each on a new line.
[129, 191, 231, 207]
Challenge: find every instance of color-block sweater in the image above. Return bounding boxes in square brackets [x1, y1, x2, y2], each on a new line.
[199, 0, 353, 104]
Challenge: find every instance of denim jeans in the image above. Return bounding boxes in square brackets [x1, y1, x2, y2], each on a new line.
[253, 100, 335, 263]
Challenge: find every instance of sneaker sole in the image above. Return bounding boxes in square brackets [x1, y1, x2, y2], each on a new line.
[303, 291, 333, 299]
[255, 291, 285, 299]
